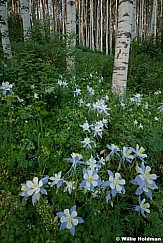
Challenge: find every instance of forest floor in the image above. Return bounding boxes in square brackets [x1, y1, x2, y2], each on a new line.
[0, 36, 163, 242]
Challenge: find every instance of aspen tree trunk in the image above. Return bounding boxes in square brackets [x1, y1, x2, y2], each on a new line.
[62, 0, 65, 35]
[90, 0, 94, 50]
[47, 0, 54, 32]
[78, 0, 81, 45]
[109, 0, 113, 55]
[53, 0, 57, 31]
[144, 0, 148, 38]
[140, 0, 144, 41]
[115, 0, 118, 35]
[150, 0, 157, 39]
[100, 0, 103, 52]
[66, 0, 76, 70]
[29, 0, 33, 25]
[112, 0, 133, 100]
[85, 0, 89, 47]
[20, 0, 31, 40]
[0, 0, 12, 58]
[81, 0, 85, 45]
[106, 0, 109, 55]
[154, 0, 158, 40]
[36, 0, 39, 19]
[131, 0, 137, 40]
[160, 0, 163, 50]
[138, 0, 143, 41]
[96, 0, 100, 50]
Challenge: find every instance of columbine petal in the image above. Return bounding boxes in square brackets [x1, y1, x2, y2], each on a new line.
[116, 184, 122, 192]
[64, 209, 70, 216]
[150, 174, 157, 180]
[27, 188, 35, 196]
[70, 225, 75, 236]
[136, 187, 143, 195]
[71, 218, 78, 226]
[41, 176, 49, 184]
[33, 177, 38, 185]
[108, 170, 114, 177]
[26, 181, 34, 188]
[92, 181, 98, 187]
[61, 216, 68, 223]
[111, 189, 117, 197]
[66, 221, 72, 230]
[40, 188, 47, 195]
[76, 217, 84, 224]
[60, 222, 67, 230]
[32, 194, 37, 204]
[102, 181, 110, 187]
[38, 180, 43, 187]
[56, 212, 65, 218]
[71, 210, 77, 218]
[145, 190, 152, 199]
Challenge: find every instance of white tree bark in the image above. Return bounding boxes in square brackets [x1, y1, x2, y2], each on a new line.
[81, 0, 85, 46]
[96, 0, 100, 50]
[112, 0, 133, 100]
[66, 0, 76, 70]
[109, 0, 113, 55]
[105, 0, 109, 55]
[139, 0, 144, 41]
[47, 0, 54, 32]
[20, 0, 31, 40]
[90, 0, 94, 50]
[131, 0, 137, 40]
[150, 0, 157, 38]
[100, 0, 103, 52]
[0, 0, 12, 58]
[62, 0, 65, 35]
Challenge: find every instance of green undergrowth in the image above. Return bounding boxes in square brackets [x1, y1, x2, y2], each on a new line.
[0, 34, 163, 242]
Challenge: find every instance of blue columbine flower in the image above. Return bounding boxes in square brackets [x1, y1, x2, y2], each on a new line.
[56, 205, 84, 236]
[65, 152, 86, 172]
[106, 144, 120, 161]
[134, 197, 150, 218]
[121, 146, 134, 163]
[91, 124, 103, 138]
[49, 171, 63, 188]
[87, 85, 95, 96]
[131, 162, 158, 199]
[102, 170, 125, 202]
[79, 120, 91, 132]
[130, 144, 147, 162]
[21, 176, 49, 205]
[0, 81, 14, 94]
[80, 169, 101, 192]
[63, 180, 77, 195]
[81, 137, 94, 149]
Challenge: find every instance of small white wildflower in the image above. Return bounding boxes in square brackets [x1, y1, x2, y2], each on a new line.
[138, 123, 143, 129]
[154, 117, 159, 121]
[34, 93, 39, 99]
